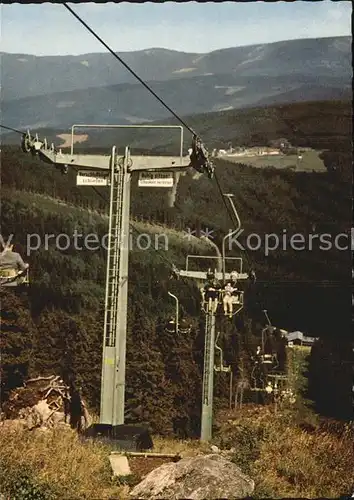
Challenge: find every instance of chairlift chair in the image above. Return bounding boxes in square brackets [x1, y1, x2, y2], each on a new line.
[201, 284, 244, 317]
[200, 268, 221, 315]
[164, 316, 191, 335]
[250, 360, 266, 391]
[175, 254, 249, 318]
[220, 288, 244, 318]
[165, 318, 177, 334]
[0, 268, 29, 288]
[178, 319, 192, 335]
[267, 373, 288, 393]
[214, 332, 231, 372]
[201, 288, 221, 315]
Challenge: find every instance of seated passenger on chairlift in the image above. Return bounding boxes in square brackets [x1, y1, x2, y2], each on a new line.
[202, 269, 221, 313]
[222, 271, 240, 317]
[0, 243, 29, 285]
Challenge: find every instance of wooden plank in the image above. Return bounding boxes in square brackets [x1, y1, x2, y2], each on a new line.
[110, 451, 181, 459]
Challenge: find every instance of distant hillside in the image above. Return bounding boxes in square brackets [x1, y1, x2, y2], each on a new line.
[3, 99, 349, 162]
[1, 36, 350, 101]
[1, 36, 351, 130]
[2, 74, 350, 132]
[1, 144, 351, 338]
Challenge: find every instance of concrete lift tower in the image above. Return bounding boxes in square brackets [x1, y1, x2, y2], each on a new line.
[21, 124, 191, 428]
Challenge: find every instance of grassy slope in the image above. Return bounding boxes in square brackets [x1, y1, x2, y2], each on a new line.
[1, 346, 353, 499]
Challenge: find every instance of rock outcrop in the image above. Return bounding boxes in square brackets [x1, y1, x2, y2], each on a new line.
[130, 453, 254, 499]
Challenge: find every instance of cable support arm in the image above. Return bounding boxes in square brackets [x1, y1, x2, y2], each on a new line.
[189, 134, 215, 179]
[62, 4, 215, 180]
[19, 130, 202, 175]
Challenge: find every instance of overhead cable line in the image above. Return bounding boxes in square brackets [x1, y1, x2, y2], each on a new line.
[61, 5, 350, 328]
[63, 3, 196, 136]
[0, 123, 25, 135]
[63, 2, 239, 253]
[62, 4, 253, 270]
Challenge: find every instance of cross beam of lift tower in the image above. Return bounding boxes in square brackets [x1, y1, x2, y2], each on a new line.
[21, 124, 190, 428]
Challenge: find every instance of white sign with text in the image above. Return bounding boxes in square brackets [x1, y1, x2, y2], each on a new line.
[76, 170, 110, 186]
[138, 172, 174, 187]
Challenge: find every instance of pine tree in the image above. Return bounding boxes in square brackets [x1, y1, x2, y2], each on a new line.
[0, 290, 36, 400]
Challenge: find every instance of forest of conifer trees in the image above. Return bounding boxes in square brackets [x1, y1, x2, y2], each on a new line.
[1, 129, 352, 432]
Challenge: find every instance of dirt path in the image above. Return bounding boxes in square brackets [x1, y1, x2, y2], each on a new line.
[128, 456, 181, 482]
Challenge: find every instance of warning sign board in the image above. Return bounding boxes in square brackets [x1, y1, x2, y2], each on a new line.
[76, 170, 110, 186]
[138, 172, 174, 187]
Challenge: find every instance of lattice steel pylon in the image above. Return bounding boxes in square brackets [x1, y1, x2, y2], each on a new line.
[100, 146, 131, 425]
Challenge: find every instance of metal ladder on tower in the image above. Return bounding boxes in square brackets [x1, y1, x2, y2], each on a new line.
[105, 149, 125, 347]
[100, 147, 126, 423]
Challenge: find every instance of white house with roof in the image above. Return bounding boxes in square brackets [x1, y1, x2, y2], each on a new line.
[285, 331, 318, 346]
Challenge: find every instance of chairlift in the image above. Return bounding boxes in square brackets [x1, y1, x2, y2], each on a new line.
[258, 346, 279, 371]
[220, 288, 244, 318]
[267, 354, 279, 372]
[267, 374, 288, 391]
[165, 317, 191, 335]
[173, 191, 251, 320]
[165, 291, 191, 334]
[165, 317, 177, 334]
[261, 354, 275, 365]
[178, 318, 192, 335]
[250, 357, 266, 391]
[0, 268, 29, 288]
[259, 311, 284, 370]
[214, 332, 231, 373]
[200, 268, 245, 317]
[251, 344, 284, 396]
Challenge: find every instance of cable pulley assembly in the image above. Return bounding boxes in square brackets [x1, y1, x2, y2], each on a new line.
[21, 132, 33, 154]
[189, 134, 215, 179]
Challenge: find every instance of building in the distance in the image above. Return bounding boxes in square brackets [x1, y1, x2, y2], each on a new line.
[285, 331, 318, 346]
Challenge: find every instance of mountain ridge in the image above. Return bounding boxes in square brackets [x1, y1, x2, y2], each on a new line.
[2, 74, 350, 132]
[1, 99, 351, 158]
[1, 35, 351, 102]
[1, 34, 349, 60]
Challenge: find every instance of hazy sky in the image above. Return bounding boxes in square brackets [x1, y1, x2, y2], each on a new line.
[1, 1, 351, 55]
